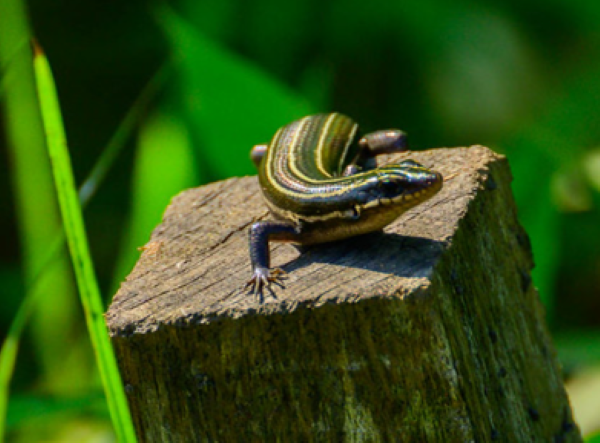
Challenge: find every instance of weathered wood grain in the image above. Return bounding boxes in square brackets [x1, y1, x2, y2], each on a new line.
[106, 146, 581, 442]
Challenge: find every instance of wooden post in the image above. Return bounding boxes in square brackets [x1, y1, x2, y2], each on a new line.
[106, 146, 581, 442]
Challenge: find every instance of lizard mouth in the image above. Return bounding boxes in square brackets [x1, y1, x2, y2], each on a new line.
[406, 171, 443, 199]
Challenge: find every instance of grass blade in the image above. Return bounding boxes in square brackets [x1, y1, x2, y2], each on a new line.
[78, 62, 170, 204]
[0, 0, 80, 437]
[0, 55, 164, 442]
[0, 288, 36, 441]
[31, 40, 136, 442]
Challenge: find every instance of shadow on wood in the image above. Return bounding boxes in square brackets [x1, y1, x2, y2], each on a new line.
[106, 146, 581, 442]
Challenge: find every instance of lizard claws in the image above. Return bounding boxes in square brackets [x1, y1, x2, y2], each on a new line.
[245, 267, 287, 301]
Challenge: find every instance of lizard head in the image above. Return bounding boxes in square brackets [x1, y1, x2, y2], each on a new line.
[356, 160, 443, 210]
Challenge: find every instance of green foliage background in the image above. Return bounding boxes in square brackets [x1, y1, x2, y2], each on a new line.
[1, 0, 600, 440]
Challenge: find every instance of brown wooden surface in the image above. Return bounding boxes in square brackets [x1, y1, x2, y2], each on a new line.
[106, 146, 581, 442]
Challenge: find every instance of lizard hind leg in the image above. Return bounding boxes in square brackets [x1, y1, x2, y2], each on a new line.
[250, 144, 269, 168]
[359, 129, 408, 156]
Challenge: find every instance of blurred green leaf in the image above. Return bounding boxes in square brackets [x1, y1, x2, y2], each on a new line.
[6, 392, 108, 430]
[551, 166, 593, 213]
[583, 149, 600, 193]
[156, 5, 312, 180]
[179, 0, 237, 41]
[229, 0, 312, 80]
[0, 0, 84, 436]
[586, 430, 600, 443]
[504, 64, 600, 323]
[507, 143, 559, 317]
[112, 109, 199, 288]
[7, 392, 112, 443]
[555, 330, 600, 368]
[426, 7, 541, 143]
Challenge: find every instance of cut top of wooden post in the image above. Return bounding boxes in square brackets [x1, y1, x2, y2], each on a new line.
[107, 146, 503, 335]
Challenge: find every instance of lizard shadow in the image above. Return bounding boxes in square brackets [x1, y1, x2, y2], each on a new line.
[281, 231, 446, 279]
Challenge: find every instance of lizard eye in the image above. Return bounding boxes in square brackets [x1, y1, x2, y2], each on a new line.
[343, 206, 361, 220]
[379, 179, 399, 197]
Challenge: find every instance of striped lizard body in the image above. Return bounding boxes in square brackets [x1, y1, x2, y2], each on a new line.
[247, 113, 443, 299]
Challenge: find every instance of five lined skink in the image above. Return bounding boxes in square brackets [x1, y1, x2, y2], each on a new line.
[247, 113, 443, 299]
